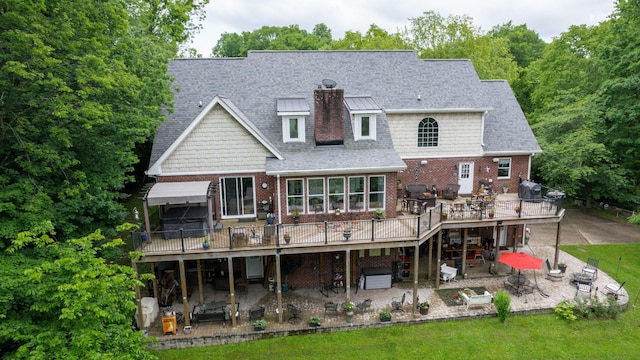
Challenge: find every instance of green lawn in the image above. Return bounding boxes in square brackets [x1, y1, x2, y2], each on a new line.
[154, 243, 640, 360]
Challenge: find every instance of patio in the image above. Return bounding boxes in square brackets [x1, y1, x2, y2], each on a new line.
[145, 243, 628, 350]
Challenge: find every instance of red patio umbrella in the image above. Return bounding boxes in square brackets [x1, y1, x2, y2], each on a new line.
[498, 252, 543, 271]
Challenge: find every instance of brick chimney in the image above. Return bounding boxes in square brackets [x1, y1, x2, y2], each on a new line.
[314, 88, 344, 145]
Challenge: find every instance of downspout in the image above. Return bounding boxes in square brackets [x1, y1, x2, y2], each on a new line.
[277, 174, 282, 224]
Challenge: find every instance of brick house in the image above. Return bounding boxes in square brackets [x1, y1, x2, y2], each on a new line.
[135, 51, 562, 327]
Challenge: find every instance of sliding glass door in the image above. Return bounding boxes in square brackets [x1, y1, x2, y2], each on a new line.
[221, 177, 255, 218]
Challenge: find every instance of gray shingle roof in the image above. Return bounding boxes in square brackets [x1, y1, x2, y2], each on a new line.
[150, 51, 539, 173]
[480, 80, 541, 154]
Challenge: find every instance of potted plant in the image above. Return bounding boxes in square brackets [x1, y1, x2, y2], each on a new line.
[202, 238, 210, 249]
[465, 198, 472, 205]
[373, 208, 386, 221]
[379, 308, 391, 322]
[558, 263, 567, 273]
[309, 316, 321, 327]
[502, 182, 510, 194]
[266, 212, 276, 225]
[292, 210, 300, 224]
[252, 319, 267, 331]
[488, 208, 495, 219]
[335, 208, 341, 216]
[418, 301, 430, 315]
[343, 301, 355, 323]
[441, 211, 448, 220]
[283, 232, 291, 245]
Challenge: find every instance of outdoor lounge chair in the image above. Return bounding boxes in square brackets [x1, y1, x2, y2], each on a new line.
[602, 281, 626, 299]
[581, 257, 599, 280]
[545, 259, 564, 281]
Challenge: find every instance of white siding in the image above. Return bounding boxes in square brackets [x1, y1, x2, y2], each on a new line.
[162, 105, 272, 173]
[388, 112, 483, 158]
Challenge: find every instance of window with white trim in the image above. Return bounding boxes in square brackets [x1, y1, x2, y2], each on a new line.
[354, 114, 376, 140]
[348, 176, 365, 212]
[328, 177, 345, 211]
[418, 117, 438, 147]
[286, 179, 304, 214]
[497, 158, 511, 178]
[307, 178, 325, 213]
[282, 116, 305, 142]
[368, 175, 385, 210]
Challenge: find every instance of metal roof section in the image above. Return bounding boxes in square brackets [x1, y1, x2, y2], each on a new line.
[277, 98, 310, 115]
[344, 96, 383, 114]
[144, 181, 212, 206]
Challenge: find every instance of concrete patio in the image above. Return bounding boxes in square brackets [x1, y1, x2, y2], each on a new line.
[146, 242, 629, 350]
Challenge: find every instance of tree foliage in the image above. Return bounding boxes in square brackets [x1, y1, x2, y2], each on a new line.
[597, 0, 640, 190]
[0, 224, 155, 359]
[213, 24, 333, 57]
[488, 21, 546, 68]
[404, 11, 519, 83]
[0, 0, 206, 243]
[332, 24, 410, 50]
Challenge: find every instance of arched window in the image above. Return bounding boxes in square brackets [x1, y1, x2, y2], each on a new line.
[418, 118, 438, 147]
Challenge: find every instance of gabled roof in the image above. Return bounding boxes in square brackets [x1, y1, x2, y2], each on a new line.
[480, 80, 541, 155]
[149, 51, 539, 174]
[147, 95, 283, 175]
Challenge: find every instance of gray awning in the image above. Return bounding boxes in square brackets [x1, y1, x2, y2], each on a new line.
[145, 181, 212, 206]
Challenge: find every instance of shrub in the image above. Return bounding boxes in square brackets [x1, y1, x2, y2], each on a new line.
[571, 296, 621, 320]
[494, 290, 511, 323]
[555, 300, 577, 321]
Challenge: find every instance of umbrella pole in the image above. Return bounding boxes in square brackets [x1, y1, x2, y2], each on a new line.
[532, 270, 549, 298]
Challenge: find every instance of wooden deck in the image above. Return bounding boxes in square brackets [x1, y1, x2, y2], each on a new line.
[133, 198, 563, 262]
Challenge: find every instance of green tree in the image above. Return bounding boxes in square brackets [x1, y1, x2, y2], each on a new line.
[488, 21, 547, 68]
[213, 24, 333, 57]
[0, 0, 206, 243]
[527, 23, 632, 204]
[0, 224, 155, 359]
[332, 24, 410, 50]
[404, 11, 519, 82]
[597, 0, 640, 190]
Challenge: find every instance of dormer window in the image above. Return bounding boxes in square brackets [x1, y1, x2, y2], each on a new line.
[345, 96, 382, 141]
[277, 98, 310, 143]
[354, 114, 376, 140]
[283, 116, 305, 142]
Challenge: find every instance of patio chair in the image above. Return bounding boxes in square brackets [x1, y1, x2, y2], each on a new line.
[575, 283, 593, 298]
[356, 298, 372, 312]
[545, 259, 564, 281]
[249, 306, 265, 321]
[441, 183, 461, 200]
[581, 257, 599, 280]
[440, 262, 458, 283]
[391, 293, 406, 313]
[287, 303, 302, 324]
[324, 301, 339, 318]
[602, 281, 627, 300]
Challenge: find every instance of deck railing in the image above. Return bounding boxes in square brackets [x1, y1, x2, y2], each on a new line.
[132, 199, 562, 255]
